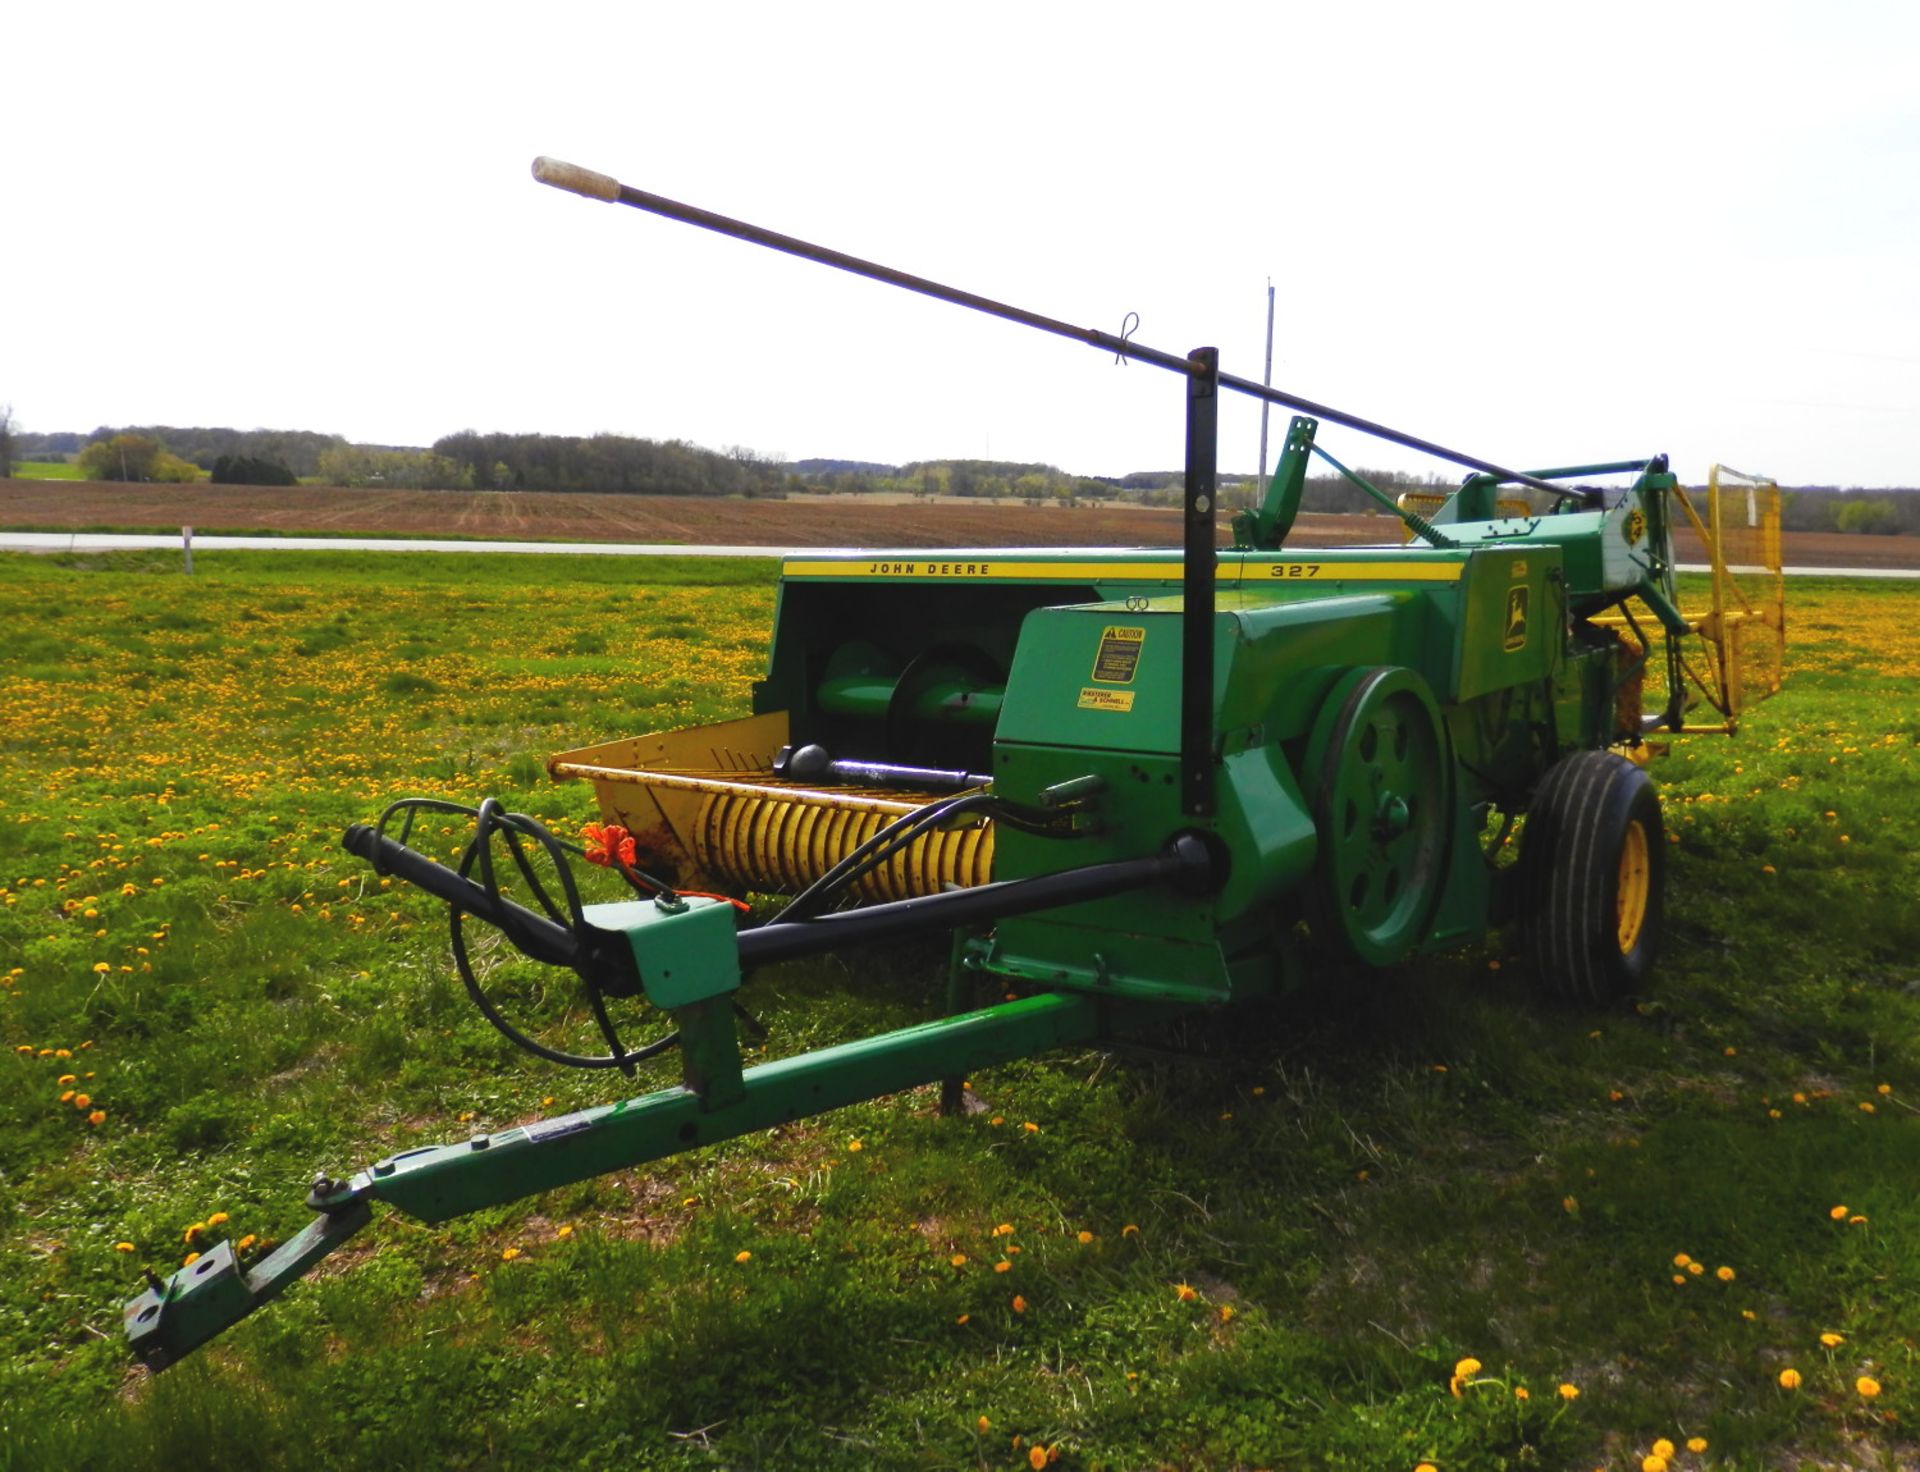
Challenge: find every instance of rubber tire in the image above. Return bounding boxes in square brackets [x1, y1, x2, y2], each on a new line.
[1520, 750, 1664, 1003]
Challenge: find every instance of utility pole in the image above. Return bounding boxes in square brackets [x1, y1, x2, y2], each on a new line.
[1256, 278, 1276, 488]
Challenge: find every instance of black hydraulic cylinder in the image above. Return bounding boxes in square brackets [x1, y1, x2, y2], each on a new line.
[738, 834, 1215, 965]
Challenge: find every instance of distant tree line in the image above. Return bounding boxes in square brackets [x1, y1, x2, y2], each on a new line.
[792, 457, 1119, 504]
[426, 432, 794, 497]
[75, 433, 202, 483]
[11, 418, 1920, 535]
[211, 454, 298, 486]
[1779, 486, 1920, 536]
[84, 426, 347, 478]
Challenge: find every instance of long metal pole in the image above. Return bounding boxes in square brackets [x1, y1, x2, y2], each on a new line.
[1256, 278, 1275, 487]
[531, 158, 1580, 501]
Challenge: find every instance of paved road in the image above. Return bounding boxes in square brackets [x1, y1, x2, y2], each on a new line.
[2, 529, 1916, 577]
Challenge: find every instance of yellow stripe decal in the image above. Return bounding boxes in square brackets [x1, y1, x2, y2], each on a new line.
[781, 558, 1465, 583]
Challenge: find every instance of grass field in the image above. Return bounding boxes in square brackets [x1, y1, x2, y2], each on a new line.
[1, 551, 1916, 1471]
[6, 462, 82, 481]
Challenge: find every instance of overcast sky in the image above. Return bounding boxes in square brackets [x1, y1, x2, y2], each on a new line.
[6, 2, 1917, 486]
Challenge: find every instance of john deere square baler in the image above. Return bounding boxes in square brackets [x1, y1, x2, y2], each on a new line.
[124, 158, 1745, 1369]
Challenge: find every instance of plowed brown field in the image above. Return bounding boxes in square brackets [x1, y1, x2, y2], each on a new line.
[4, 479, 1915, 567]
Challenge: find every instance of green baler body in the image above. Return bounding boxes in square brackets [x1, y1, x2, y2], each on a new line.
[753, 524, 1639, 1005]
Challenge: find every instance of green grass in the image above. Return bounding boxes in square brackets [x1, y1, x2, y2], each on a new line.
[0, 556, 1916, 1470]
[7, 461, 83, 480]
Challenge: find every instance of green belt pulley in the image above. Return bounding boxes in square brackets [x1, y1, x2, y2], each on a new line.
[1302, 666, 1454, 965]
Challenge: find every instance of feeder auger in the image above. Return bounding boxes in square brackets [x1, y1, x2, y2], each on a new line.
[125, 156, 1749, 1370]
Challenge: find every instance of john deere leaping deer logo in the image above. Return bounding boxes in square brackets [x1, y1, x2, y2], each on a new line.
[1624, 508, 1647, 546]
[1504, 585, 1530, 652]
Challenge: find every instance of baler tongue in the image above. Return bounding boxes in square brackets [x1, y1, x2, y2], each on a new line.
[123, 1198, 371, 1371]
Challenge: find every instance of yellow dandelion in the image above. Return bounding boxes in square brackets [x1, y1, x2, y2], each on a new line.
[1778, 1367, 1802, 1389]
[1687, 1438, 1707, 1454]
[72, 1093, 91, 1110]
[207, 1212, 229, 1227]
[183, 1222, 206, 1243]
[1716, 1265, 1735, 1282]
[1218, 1304, 1235, 1323]
[1557, 1383, 1579, 1401]
[1820, 1332, 1844, 1347]
[847, 1139, 863, 1152]
[992, 1223, 1014, 1237]
[994, 1260, 1012, 1274]
[1860, 1102, 1877, 1114]
[733, 1250, 751, 1264]
[1562, 1196, 1578, 1213]
[88, 1109, 106, 1126]
[1652, 1440, 1674, 1460]
[1673, 1253, 1692, 1268]
[1028, 1446, 1047, 1471]
[1513, 1385, 1529, 1400]
[1741, 1309, 1757, 1321]
[1010, 1295, 1027, 1313]
[183, 1252, 200, 1268]
[1175, 1283, 1198, 1303]
[1850, 1214, 1869, 1225]
[1076, 1230, 1094, 1244]
[1858, 1376, 1882, 1398]
[1687, 1261, 1704, 1276]
[1121, 1223, 1140, 1238]
[57, 1074, 75, 1085]
[237, 1235, 257, 1250]
[1642, 1457, 1667, 1472]
[1449, 1375, 1464, 1399]
[950, 1253, 968, 1268]
[1672, 1274, 1687, 1286]
[976, 1415, 991, 1433]
[500, 1246, 521, 1261]
[955, 1313, 970, 1325]
[1021, 1121, 1039, 1133]
[1877, 1083, 1892, 1096]
[115, 1242, 135, 1253]
[556, 1224, 574, 1239]
[1830, 1204, 1849, 1220]
[1454, 1356, 1482, 1379]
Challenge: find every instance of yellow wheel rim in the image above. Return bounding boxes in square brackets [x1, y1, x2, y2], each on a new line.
[1616, 819, 1650, 953]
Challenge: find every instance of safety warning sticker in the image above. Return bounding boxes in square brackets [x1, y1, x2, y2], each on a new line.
[1091, 625, 1146, 684]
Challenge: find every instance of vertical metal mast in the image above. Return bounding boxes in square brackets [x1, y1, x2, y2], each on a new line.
[1256, 278, 1276, 486]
